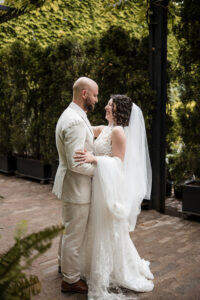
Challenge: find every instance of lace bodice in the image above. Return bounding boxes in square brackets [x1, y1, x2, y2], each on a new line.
[94, 126, 113, 156]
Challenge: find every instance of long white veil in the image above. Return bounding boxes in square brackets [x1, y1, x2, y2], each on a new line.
[91, 103, 152, 232]
[123, 103, 152, 231]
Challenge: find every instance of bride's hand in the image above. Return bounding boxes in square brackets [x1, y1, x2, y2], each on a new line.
[74, 150, 97, 164]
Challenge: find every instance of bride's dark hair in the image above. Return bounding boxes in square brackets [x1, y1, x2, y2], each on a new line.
[111, 94, 133, 127]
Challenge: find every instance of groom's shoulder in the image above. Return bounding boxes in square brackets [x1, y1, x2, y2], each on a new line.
[62, 106, 80, 119]
[59, 107, 83, 129]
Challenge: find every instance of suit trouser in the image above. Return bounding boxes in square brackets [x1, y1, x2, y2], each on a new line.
[59, 202, 90, 284]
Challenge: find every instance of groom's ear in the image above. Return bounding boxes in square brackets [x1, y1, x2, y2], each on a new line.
[82, 89, 87, 100]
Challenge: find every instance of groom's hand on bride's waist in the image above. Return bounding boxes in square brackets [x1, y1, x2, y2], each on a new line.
[74, 150, 97, 165]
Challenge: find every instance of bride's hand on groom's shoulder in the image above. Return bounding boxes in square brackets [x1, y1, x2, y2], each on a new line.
[74, 149, 97, 165]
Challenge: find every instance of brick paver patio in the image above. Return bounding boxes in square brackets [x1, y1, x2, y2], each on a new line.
[0, 174, 200, 300]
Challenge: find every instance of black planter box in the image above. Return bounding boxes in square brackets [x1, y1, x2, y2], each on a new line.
[16, 157, 51, 182]
[174, 179, 196, 200]
[182, 184, 200, 216]
[51, 159, 59, 182]
[0, 155, 16, 174]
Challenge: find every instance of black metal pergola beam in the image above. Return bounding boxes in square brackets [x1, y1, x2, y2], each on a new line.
[0, 5, 12, 11]
[0, 4, 17, 24]
[0, 1, 48, 24]
[149, 0, 168, 213]
[0, 1, 46, 24]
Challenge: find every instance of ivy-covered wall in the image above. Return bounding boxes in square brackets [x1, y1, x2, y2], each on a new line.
[0, 0, 148, 48]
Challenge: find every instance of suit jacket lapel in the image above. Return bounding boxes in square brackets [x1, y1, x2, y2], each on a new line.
[80, 115, 94, 137]
[69, 102, 94, 137]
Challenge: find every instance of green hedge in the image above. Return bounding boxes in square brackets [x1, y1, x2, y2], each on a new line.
[167, 0, 200, 183]
[0, 26, 154, 163]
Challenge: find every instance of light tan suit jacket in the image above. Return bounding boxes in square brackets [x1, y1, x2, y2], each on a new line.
[52, 102, 95, 203]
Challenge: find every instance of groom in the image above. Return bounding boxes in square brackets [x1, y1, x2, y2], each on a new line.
[52, 77, 98, 293]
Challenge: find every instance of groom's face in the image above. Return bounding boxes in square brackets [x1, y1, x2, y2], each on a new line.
[83, 84, 98, 112]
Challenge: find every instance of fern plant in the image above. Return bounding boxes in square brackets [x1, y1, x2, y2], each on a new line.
[0, 224, 64, 300]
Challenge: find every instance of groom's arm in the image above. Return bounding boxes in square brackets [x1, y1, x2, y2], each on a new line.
[63, 120, 95, 176]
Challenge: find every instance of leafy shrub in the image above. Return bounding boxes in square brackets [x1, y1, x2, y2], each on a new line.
[0, 223, 63, 300]
[168, 0, 200, 183]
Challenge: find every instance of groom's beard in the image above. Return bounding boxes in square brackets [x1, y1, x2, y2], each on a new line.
[84, 96, 94, 112]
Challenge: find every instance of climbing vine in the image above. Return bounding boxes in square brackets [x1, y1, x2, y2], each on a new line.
[0, 0, 149, 48]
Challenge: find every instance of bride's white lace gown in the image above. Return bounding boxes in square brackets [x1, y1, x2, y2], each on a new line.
[80, 126, 154, 300]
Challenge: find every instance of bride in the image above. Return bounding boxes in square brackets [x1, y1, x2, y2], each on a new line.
[74, 94, 154, 299]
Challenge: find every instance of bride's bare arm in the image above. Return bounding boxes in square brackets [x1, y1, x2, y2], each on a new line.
[92, 125, 105, 137]
[111, 126, 126, 161]
[74, 126, 126, 164]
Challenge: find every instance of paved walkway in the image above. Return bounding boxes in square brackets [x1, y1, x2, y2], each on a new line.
[0, 174, 200, 300]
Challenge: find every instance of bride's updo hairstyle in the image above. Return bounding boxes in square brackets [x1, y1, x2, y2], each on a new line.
[111, 94, 133, 127]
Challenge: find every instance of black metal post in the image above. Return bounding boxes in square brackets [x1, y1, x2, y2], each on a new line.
[149, 0, 168, 213]
[0, 5, 15, 24]
[0, 5, 11, 11]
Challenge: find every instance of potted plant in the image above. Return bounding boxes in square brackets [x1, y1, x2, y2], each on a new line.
[181, 150, 200, 216]
[6, 41, 52, 182]
[167, 149, 193, 200]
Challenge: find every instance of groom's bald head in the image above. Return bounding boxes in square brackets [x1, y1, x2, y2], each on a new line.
[73, 77, 97, 97]
[72, 77, 98, 112]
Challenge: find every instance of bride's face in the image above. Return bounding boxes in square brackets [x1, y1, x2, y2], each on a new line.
[105, 98, 115, 124]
